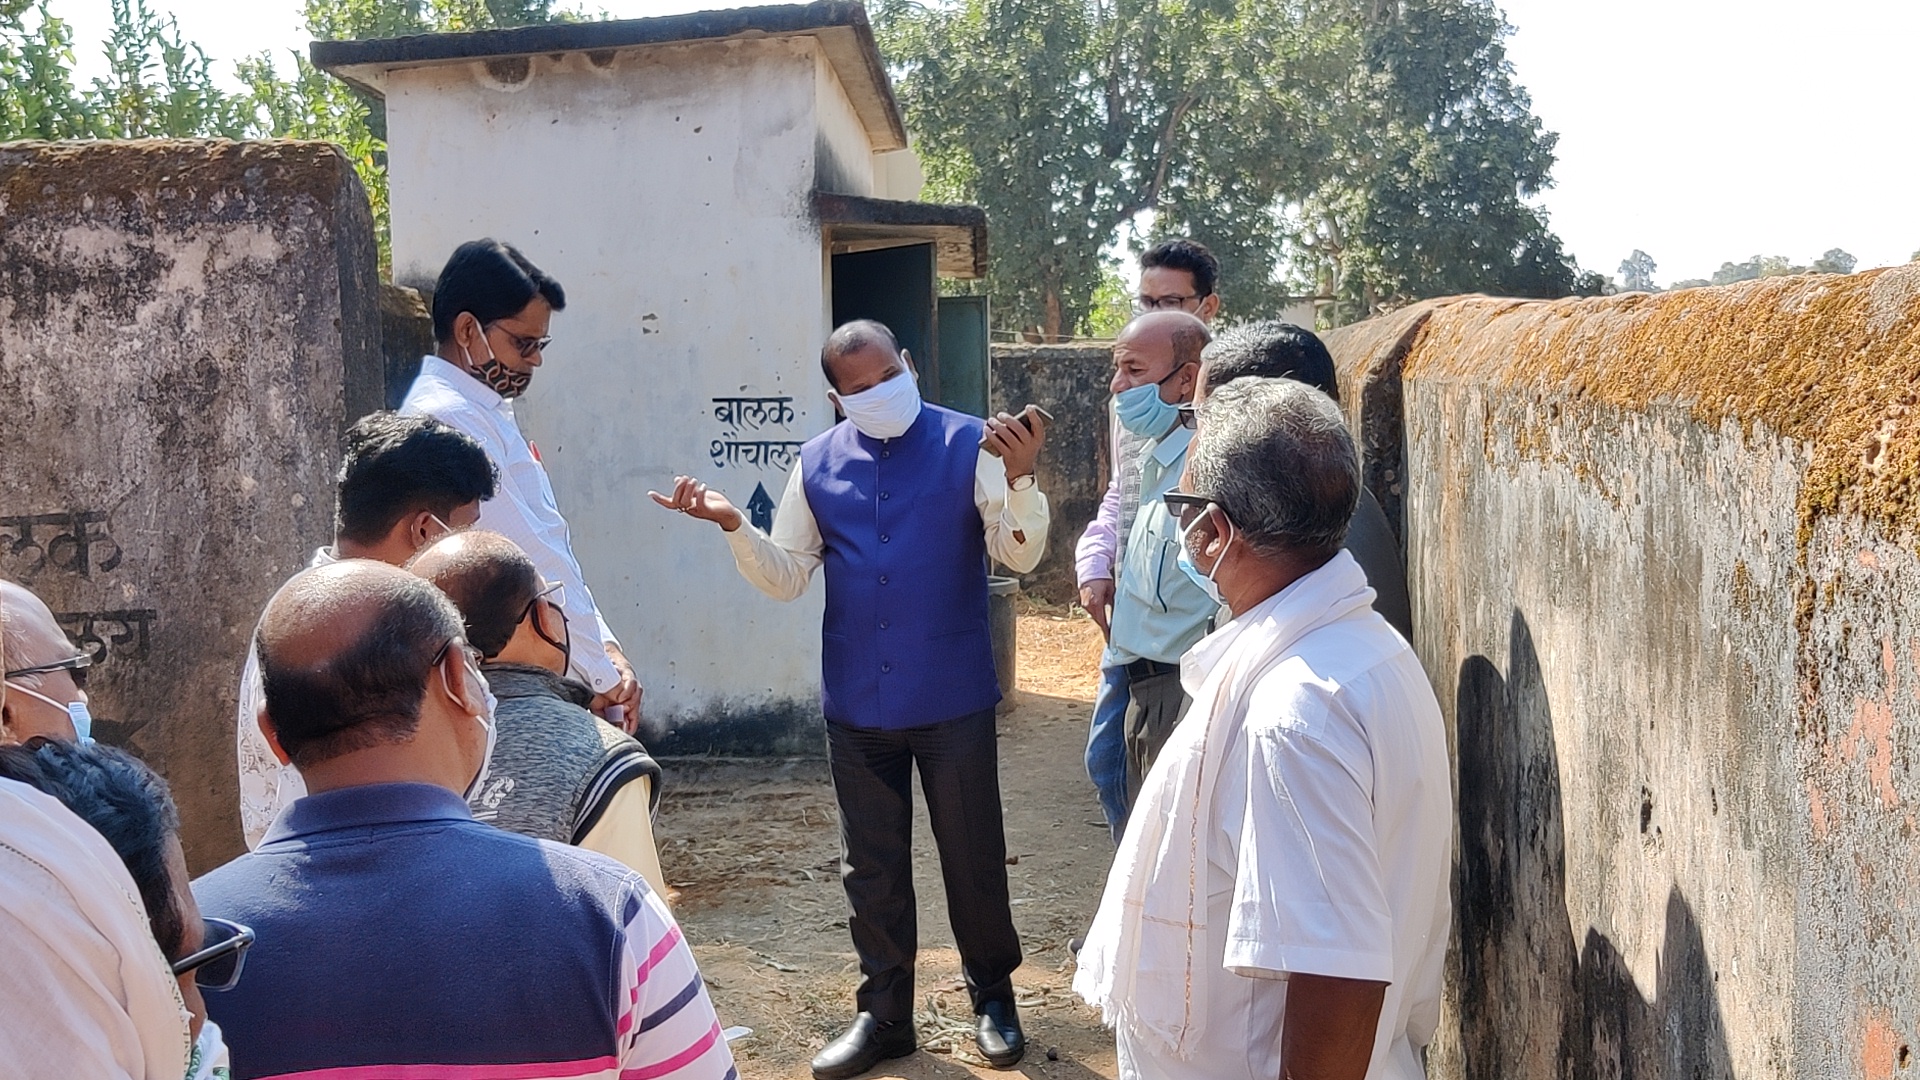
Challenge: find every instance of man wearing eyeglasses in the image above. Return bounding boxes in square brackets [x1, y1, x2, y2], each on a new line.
[1077, 240, 1222, 844]
[410, 529, 667, 894]
[1081, 312, 1218, 842]
[0, 737, 255, 1078]
[1, 580, 95, 744]
[401, 238, 645, 735]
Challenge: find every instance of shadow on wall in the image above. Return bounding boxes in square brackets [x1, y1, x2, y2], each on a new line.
[1454, 610, 1735, 1080]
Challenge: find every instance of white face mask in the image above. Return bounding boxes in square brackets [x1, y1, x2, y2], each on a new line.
[7, 681, 92, 743]
[446, 657, 499, 802]
[185, 1017, 229, 1080]
[831, 368, 923, 440]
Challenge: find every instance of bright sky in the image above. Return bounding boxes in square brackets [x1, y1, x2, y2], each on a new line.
[47, 0, 1920, 287]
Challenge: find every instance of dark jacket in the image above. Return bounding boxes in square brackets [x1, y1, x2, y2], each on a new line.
[471, 663, 661, 844]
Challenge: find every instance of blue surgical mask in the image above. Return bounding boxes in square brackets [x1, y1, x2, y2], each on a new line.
[1114, 378, 1181, 437]
[6, 681, 93, 742]
[1175, 504, 1232, 610]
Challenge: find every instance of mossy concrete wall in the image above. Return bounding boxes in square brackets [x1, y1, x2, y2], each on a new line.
[0, 140, 381, 872]
[1328, 266, 1920, 1079]
[989, 342, 1114, 605]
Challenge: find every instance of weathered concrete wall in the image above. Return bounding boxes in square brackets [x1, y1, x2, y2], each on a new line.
[383, 37, 839, 750]
[1329, 266, 1920, 1079]
[988, 343, 1113, 605]
[0, 140, 381, 871]
[379, 282, 433, 409]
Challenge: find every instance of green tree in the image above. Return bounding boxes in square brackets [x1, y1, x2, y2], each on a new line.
[0, 0, 98, 139]
[89, 0, 252, 138]
[1284, 0, 1598, 324]
[1709, 255, 1798, 286]
[877, 0, 1594, 338]
[1811, 248, 1857, 275]
[1619, 249, 1658, 293]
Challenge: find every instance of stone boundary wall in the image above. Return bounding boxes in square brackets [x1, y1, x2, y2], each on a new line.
[1327, 266, 1920, 1079]
[989, 343, 1114, 605]
[0, 140, 381, 870]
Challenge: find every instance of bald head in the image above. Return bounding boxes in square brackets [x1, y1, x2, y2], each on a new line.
[257, 560, 464, 769]
[1, 581, 78, 688]
[1118, 311, 1211, 369]
[409, 531, 540, 659]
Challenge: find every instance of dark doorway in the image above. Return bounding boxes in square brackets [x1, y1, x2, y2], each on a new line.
[831, 243, 939, 395]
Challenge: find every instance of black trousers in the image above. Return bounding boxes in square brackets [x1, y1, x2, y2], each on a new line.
[826, 708, 1023, 1024]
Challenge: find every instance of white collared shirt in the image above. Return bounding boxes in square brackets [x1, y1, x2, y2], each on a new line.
[722, 447, 1051, 600]
[401, 356, 621, 693]
[1112, 558, 1451, 1080]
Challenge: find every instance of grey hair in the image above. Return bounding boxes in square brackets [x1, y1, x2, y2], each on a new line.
[1189, 378, 1359, 560]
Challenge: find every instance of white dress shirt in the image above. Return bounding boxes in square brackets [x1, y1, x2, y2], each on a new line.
[401, 356, 621, 692]
[723, 447, 1051, 600]
[235, 547, 335, 848]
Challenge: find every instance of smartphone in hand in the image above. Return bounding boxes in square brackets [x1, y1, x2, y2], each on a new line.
[983, 404, 1053, 456]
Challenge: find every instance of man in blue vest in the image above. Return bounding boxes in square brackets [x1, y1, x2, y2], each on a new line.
[653, 319, 1050, 1078]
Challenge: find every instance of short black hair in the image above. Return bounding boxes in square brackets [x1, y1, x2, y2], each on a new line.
[258, 573, 464, 769]
[431, 239, 567, 343]
[1141, 238, 1220, 298]
[0, 739, 188, 960]
[819, 319, 899, 391]
[412, 532, 541, 659]
[1202, 321, 1340, 403]
[336, 412, 497, 546]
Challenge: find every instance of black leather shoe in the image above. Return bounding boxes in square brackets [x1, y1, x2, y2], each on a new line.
[811, 1012, 916, 1080]
[975, 999, 1026, 1069]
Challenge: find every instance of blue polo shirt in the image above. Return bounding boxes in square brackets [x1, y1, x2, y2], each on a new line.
[192, 782, 734, 1080]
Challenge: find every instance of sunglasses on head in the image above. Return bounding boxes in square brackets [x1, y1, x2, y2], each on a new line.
[171, 917, 254, 991]
[6, 652, 92, 690]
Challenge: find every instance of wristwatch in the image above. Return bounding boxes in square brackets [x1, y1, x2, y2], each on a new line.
[1009, 474, 1036, 491]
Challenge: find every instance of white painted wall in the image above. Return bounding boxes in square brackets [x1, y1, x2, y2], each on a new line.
[812, 50, 872, 196]
[385, 37, 844, 731]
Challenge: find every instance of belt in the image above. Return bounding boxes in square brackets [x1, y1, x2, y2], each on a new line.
[1123, 658, 1180, 682]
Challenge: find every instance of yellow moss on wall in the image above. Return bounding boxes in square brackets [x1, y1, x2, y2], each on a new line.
[1390, 267, 1920, 548]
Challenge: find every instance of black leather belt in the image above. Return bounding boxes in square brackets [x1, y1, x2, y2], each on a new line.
[1123, 658, 1180, 682]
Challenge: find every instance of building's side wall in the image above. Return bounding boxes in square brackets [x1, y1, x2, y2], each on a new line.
[812, 47, 874, 197]
[1330, 267, 1920, 1079]
[0, 140, 380, 869]
[384, 39, 831, 749]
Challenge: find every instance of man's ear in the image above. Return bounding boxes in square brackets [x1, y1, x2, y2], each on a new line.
[901, 348, 916, 376]
[1197, 293, 1221, 322]
[257, 709, 291, 767]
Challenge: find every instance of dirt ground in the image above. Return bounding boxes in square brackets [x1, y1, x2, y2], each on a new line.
[654, 600, 1118, 1079]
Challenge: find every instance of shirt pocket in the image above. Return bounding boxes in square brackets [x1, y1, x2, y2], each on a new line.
[1118, 535, 1180, 614]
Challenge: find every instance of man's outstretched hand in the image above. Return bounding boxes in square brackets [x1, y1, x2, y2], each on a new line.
[649, 476, 744, 532]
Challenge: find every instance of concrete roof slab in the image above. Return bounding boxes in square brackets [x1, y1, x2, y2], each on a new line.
[310, 1, 907, 151]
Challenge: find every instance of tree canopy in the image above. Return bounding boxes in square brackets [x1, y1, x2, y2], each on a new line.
[876, 0, 1600, 338]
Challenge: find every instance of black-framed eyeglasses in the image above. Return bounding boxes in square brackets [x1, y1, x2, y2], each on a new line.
[1161, 491, 1213, 527]
[484, 322, 552, 359]
[429, 637, 484, 675]
[1134, 292, 1202, 313]
[171, 917, 254, 991]
[518, 580, 566, 627]
[6, 652, 92, 690]
[1174, 403, 1198, 430]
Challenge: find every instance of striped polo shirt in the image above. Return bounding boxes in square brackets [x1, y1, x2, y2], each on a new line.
[192, 782, 734, 1080]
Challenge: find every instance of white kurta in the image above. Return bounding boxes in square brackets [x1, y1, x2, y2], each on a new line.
[1077, 552, 1452, 1080]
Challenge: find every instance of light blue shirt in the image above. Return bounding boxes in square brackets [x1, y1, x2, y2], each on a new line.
[1103, 425, 1216, 666]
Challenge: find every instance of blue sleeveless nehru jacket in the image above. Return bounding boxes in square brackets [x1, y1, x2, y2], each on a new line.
[800, 404, 1001, 729]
